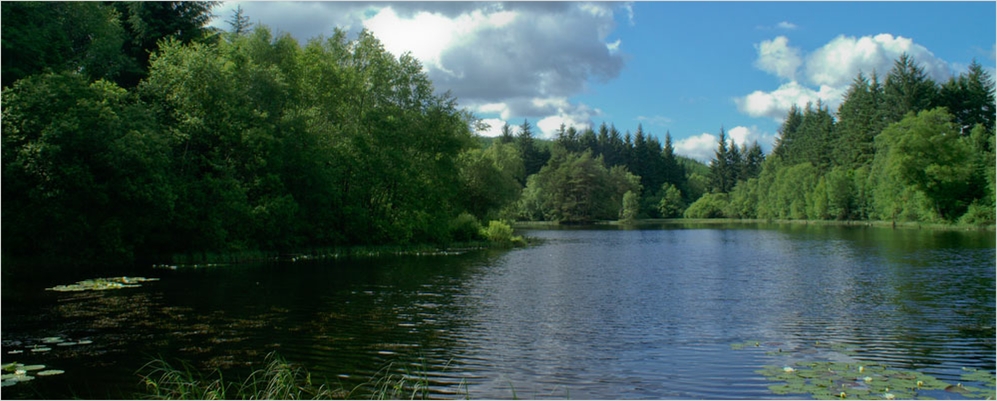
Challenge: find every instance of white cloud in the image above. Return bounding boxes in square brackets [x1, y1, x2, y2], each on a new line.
[363, 7, 519, 74]
[754, 36, 802, 81]
[776, 21, 798, 30]
[623, 2, 635, 26]
[736, 81, 845, 121]
[607, 39, 622, 54]
[727, 125, 778, 150]
[805, 33, 950, 88]
[476, 118, 507, 137]
[674, 133, 719, 162]
[212, 2, 627, 138]
[738, 33, 953, 122]
[674, 127, 777, 162]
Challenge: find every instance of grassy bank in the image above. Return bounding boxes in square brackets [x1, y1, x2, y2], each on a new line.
[518, 218, 995, 232]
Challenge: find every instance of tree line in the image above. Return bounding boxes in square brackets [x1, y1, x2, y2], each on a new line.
[686, 54, 995, 225]
[4, 3, 991, 267]
[2, 3, 503, 266]
[2, 2, 704, 266]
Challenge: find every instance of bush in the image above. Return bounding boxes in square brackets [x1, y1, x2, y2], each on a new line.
[449, 212, 483, 242]
[620, 191, 640, 223]
[480, 220, 525, 246]
[958, 201, 995, 226]
[683, 193, 730, 219]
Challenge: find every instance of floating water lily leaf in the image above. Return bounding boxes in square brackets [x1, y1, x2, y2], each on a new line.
[76, 340, 93, 345]
[56, 342, 76, 347]
[30, 347, 51, 353]
[1, 379, 17, 387]
[1, 374, 35, 383]
[731, 340, 761, 350]
[46, 277, 159, 292]
[40, 337, 63, 344]
[1, 363, 15, 371]
[960, 368, 997, 388]
[7, 350, 23, 354]
[20, 365, 45, 371]
[36, 370, 64, 376]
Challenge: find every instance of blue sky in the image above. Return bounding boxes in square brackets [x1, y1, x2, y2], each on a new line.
[209, 2, 996, 161]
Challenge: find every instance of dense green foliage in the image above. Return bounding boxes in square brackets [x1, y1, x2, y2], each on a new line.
[6, 5, 989, 267]
[3, 6, 485, 265]
[697, 54, 995, 225]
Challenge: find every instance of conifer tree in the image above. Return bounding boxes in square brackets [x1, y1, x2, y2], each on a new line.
[883, 53, 938, 123]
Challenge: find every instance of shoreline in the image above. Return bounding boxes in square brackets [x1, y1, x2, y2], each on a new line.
[515, 218, 996, 232]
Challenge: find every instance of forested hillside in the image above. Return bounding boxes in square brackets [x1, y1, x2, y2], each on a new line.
[3, 3, 991, 267]
[685, 54, 996, 225]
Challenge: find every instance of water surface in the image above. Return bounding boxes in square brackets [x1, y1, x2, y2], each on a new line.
[2, 223, 994, 398]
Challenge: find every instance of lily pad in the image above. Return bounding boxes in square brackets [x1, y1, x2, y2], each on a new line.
[36, 370, 64, 376]
[1, 379, 17, 387]
[30, 347, 51, 353]
[20, 365, 45, 371]
[7, 350, 23, 354]
[46, 276, 159, 292]
[56, 342, 76, 346]
[76, 340, 93, 345]
[40, 337, 64, 344]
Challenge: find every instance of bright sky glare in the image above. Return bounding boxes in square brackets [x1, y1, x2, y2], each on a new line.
[209, 1, 996, 161]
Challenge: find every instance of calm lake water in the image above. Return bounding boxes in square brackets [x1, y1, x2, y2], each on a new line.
[2, 223, 995, 399]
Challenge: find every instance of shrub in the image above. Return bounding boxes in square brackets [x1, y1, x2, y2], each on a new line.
[450, 212, 483, 242]
[480, 220, 525, 246]
[958, 201, 996, 226]
[683, 193, 730, 219]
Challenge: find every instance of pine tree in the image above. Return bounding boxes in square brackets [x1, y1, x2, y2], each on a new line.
[883, 53, 938, 124]
[833, 71, 886, 168]
[743, 141, 765, 179]
[516, 119, 548, 178]
[938, 60, 995, 134]
[727, 139, 744, 184]
[709, 127, 734, 193]
[498, 122, 515, 144]
[773, 104, 803, 161]
[227, 5, 252, 36]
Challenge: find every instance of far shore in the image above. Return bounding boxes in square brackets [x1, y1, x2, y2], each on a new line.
[514, 218, 996, 232]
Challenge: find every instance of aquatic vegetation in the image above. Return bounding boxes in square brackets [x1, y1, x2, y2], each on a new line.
[733, 340, 997, 399]
[139, 352, 343, 400]
[46, 276, 160, 292]
[1, 363, 63, 387]
[729, 340, 761, 350]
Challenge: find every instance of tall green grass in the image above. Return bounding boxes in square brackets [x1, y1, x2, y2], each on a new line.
[139, 352, 343, 400]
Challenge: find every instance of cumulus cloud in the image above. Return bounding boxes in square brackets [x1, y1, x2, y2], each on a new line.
[674, 133, 718, 162]
[674, 126, 777, 162]
[210, 2, 628, 138]
[476, 118, 507, 137]
[727, 125, 778, 150]
[804, 33, 950, 87]
[736, 81, 845, 121]
[738, 33, 954, 122]
[754, 36, 802, 81]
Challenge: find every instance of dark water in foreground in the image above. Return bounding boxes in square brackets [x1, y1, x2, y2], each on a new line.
[2, 223, 994, 399]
